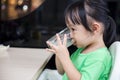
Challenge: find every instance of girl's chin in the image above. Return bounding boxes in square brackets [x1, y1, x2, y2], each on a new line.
[72, 40, 78, 46]
[73, 42, 77, 46]
[73, 43, 76, 46]
[73, 43, 81, 48]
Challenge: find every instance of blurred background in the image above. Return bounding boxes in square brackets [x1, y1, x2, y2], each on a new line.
[0, 0, 120, 68]
[0, 0, 120, 48]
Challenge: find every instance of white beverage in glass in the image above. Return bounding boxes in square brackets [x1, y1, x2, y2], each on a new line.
[47, 28, 73, 47]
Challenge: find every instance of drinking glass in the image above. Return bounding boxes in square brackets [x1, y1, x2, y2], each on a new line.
[47, 27, 73, 47]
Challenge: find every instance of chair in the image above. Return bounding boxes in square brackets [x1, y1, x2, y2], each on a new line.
[109, 41, 120, 80]
[38, 69, 62, 80]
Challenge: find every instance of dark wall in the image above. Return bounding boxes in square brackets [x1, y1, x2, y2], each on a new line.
[0, 0, 120, 48]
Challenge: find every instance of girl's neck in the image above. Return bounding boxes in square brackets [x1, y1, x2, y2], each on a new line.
[81, 40, 106, 54]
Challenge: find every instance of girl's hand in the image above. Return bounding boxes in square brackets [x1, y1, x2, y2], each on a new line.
[46, 34, 70, 59]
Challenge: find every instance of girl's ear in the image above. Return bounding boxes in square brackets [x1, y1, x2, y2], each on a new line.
[91, 22, 101, 33]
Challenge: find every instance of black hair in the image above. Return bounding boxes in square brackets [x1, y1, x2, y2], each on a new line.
[65, 0, 116, 48]
[65, 0, 91, 31]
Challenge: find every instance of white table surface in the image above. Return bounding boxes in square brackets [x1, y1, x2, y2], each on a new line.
[0, 47, 53, 80]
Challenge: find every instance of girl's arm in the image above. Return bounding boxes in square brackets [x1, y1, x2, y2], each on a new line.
[55, 56, 64, 75]
[59, 53, 81, 80]
[46, 34, 82, 80]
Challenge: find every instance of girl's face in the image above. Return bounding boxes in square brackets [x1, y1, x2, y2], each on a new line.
[67, 21, 94, 48]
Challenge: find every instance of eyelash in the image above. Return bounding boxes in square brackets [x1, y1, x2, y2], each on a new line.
[71, 28, 75, 31]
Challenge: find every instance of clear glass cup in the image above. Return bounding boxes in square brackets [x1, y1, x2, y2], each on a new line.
[47, 27, 73, 47]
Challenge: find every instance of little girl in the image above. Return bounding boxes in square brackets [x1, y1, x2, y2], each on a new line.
[46, 0, 116, 80]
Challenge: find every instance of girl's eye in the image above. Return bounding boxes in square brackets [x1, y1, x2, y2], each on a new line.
[71, 28, 75, 31]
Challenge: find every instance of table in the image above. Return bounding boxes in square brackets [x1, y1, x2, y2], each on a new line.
[0, 47, 53, 80]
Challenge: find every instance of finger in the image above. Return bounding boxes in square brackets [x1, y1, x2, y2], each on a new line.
[46, 48, 56, 53]
[46, 41, 56, 49]
[56, 34, 62, 45]
[63, 34, 67, 46]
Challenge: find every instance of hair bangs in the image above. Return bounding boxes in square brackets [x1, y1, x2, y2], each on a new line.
[65, 1, 92, 31]
[65, 8, 82, 26]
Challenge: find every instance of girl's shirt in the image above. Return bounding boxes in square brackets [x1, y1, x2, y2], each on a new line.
[62, 47, 112, 80]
